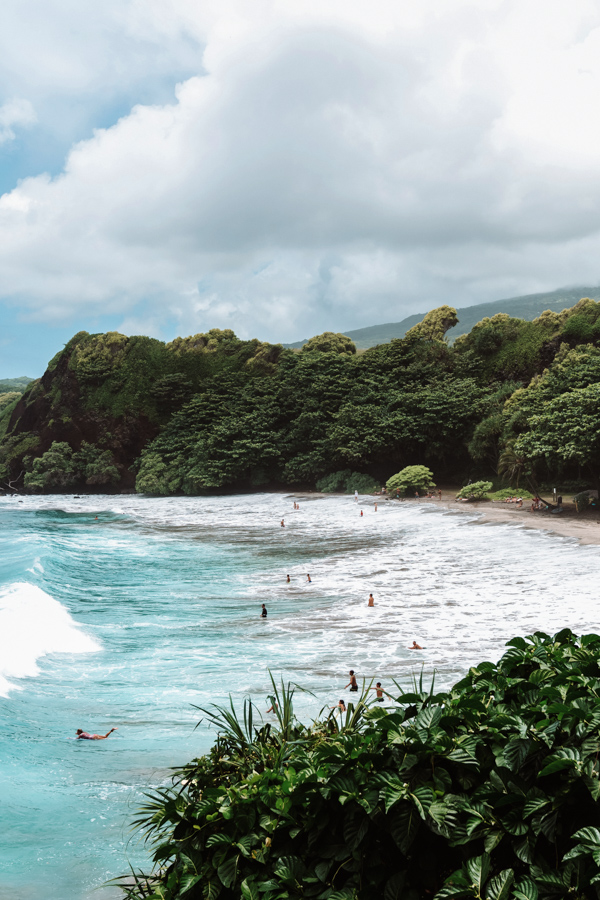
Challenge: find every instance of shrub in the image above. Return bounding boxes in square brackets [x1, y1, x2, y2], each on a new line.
[301, 332, 357, 355]
[487, 487, 534, 501]
[386, 464, 435, 496]
[116, 630, 600, 900]
[456, 480, 493, 500]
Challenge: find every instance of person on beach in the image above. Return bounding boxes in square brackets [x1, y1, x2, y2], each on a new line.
[261, 604, 268, 618]
[76, 728, 117, 740]
[345, 670, 358, 691]
[307, 573, 311, 582]
[286, 574, 291, 583]
[368, 593, 375, 607]
[409, 641, 423, 650]
[370, 682, 388, 701]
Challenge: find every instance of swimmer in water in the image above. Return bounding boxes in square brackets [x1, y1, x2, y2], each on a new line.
[369, 682, 388, 701]
[286, 574, 291, 583]
[261, 604, 268, 618]
[76, 728, 117, 740]
[307, 573, 311, 582]
[360, 510, 363, 517]
[368, 593, 374, 607]
[409, 641, 423, 650]
[281, 519, 285, 527]
[345, 670, 358, 692]
[374, 502, 378, 511]
[331, 699, 346, 712]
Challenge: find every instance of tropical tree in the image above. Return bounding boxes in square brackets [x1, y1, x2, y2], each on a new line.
[301, 332, 357, 355]
[386, 464, 435, 495]
[405, 305, 458, 342]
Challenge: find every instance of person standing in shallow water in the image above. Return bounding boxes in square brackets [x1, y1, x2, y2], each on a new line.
[345, 670, 358, 692]
[368, 593, 374, 607]
[261, 604, 267, 618]
[281, 519, 285, 527]
[286, 574, 291, 583]
[307, 574, 311, 583]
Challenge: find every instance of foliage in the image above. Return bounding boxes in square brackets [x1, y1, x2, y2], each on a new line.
[301, 332, 357, 355]
[24, 440, 120, 491]
[456, 481, 493, 500]
[386, 464, 435, 496]
[0, 392, 21, 413]
[487, 487, 534, 501]
[405, 306, 459, 342]
[116, 631, 600, 900]
[0, 376, 34, 392]
[316, 470, 378, 494]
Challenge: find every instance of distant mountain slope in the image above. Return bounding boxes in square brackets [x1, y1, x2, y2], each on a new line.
[0, 376, 35, 392]
[284, 286, 600, 349]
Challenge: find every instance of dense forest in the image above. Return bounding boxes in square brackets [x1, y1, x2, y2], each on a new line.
[1, 298, 600, 495]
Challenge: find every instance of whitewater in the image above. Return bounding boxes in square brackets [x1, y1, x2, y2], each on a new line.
[0, 492, 598, 899]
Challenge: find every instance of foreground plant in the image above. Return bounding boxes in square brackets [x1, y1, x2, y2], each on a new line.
[115, 632, 600, 899]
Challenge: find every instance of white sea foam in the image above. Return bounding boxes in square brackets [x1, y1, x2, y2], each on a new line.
[0, 582, 100, 696]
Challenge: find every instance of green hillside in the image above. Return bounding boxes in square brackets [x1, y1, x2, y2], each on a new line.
[0, 376, 35, 392]
[285, 285, 600, 349]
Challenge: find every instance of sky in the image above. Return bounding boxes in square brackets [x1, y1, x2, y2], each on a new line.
[2, 1, 600, 377]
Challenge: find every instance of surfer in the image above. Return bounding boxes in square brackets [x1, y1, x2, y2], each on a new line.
[76, 728, 117, 740]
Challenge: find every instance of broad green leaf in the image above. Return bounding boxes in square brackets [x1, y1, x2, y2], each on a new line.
[217, 855, 238, 889]
[466, 853, 491, 894]
[512, 876, 538, 900]
[570, 826, 600, 847]
[384, 871, 406, 900]
[485, 868, 514, 900]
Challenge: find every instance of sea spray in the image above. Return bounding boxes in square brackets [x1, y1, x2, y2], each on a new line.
[0, 582, 100, 696]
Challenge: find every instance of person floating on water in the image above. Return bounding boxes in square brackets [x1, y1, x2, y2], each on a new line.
[261, 604, 268, 618]
[345, 670, 358, 692]
[307, 573, 311, 582]
[76, 728, 117, 740]
[286, 574, 291, 583]
[368, 593, 374, 607]
[409, 640, 423, 649]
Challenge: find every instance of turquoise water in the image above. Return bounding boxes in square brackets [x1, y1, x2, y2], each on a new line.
[1, 493, 598, 898]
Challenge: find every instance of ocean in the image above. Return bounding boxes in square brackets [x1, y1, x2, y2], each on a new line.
[0, 492, 598, 898]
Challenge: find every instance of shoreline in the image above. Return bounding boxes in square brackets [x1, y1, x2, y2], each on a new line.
[414, 493, 600, 547]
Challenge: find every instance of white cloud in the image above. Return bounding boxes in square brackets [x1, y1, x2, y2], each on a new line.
[0, 98, 36, 144]
[2, 0, 600, 342]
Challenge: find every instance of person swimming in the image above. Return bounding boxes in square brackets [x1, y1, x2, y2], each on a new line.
[261, 604, 267, 618]
[331, 699, 346, 712]
[409, 641, 423, 649]
[76, 728, 117, 740]
[281, 519, 285, 527]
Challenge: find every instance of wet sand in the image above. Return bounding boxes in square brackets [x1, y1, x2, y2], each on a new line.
[426, 494, 600, 546]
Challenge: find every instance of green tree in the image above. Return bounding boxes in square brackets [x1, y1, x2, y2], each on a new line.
[301, 332, 357, 355]
[24, 442, 76, 491]
[386, 464, 435, 495]
[456, 480, 493, 500]
[405, 305, 458, 342]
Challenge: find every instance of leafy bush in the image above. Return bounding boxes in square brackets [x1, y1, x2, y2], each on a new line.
[23, 440, 120, 491]
[386, 464, 435, 496]
[316, 470, 378, 494]
[487, 487, 534, 501]
[456, 480, 493, 500]
[117, 631, 600, 900]
[301, 332, 357, 355]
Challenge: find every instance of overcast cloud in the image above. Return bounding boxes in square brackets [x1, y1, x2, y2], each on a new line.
[1, 0, 600, 350]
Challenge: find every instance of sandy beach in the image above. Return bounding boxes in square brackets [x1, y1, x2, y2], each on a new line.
[429, 492, 600, 546]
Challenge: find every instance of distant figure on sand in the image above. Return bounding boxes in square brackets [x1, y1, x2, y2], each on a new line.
[307, 573, 311, 582]
[345, 670, 358, 691]
[409, 641, 423, 650]
[286, 574, 291, 583]
[368, 593, 374, 607]
[76, 728, 117, 740]
[261, 604, 268, 618]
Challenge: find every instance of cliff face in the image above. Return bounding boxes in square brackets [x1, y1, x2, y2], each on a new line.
[0, 329, 283, 492]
